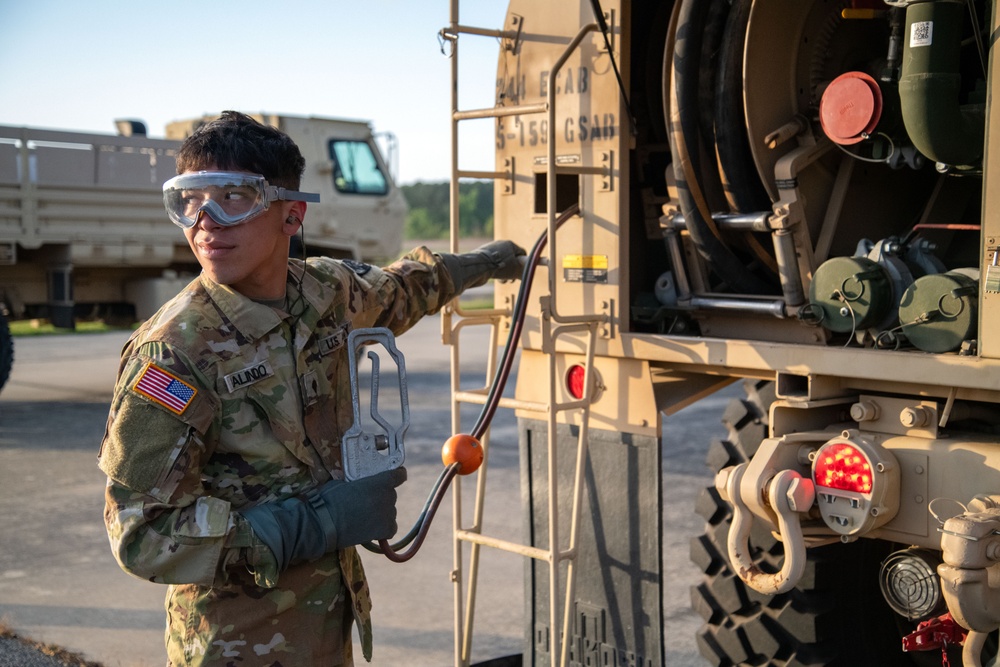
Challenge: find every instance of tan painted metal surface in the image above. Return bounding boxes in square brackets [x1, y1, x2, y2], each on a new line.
[446, 0, 1000, 663]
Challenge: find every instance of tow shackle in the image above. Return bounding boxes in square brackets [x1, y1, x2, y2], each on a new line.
[717, 464, 815, 595]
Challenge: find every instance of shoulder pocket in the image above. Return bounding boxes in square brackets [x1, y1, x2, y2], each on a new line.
[99, 355, 216, 497]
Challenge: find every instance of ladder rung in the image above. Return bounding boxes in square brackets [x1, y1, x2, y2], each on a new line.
[454, 102, 547, 121]
[455, 529, 553, 561]
[454, 390, 548, 413]
[453, 389, 487, 404]
[457, 169, 506, 180]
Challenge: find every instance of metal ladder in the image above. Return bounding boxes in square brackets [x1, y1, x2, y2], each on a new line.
[439, 4, 608, 665]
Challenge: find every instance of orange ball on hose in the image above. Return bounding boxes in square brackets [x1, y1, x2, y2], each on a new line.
[441, 434, 483, 475]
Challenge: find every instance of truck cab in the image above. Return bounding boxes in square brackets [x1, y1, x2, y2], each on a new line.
[0, 112, 406, 327]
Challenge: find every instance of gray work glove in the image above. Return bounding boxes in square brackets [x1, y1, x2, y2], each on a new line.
[241, 467, 407, 571]
[438, 240, 527, 293]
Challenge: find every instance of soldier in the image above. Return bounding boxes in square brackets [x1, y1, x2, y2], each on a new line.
[98, 111, 523, 666]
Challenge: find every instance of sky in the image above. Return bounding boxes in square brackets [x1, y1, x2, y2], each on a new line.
[0, 1, 509, 185]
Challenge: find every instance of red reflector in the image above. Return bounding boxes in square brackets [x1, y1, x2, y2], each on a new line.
[566, 365, 586, 400]
[814, 442, 873, 493]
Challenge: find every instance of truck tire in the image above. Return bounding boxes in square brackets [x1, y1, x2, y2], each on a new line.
[689, 380, 950, 666]
[0, 308, 12, 393]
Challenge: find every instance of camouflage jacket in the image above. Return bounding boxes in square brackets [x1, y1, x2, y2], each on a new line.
[99, 249, 457, 666]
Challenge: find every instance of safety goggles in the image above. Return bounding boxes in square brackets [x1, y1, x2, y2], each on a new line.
[162, 171, 320, 229]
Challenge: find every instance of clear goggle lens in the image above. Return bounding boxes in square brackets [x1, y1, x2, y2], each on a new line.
[162, 171, 319, 228]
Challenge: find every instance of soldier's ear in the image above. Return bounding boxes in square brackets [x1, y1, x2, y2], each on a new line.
[283, 202, 306, 236]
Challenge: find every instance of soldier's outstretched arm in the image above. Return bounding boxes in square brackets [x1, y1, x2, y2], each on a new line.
[340, 242, 526, 337]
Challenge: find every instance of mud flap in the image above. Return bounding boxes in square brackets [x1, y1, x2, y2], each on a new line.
[520, 418, 663, 666]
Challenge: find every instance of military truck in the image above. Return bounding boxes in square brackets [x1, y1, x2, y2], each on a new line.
[0, 113, 406, 393]
[434, 0, 1000, 665]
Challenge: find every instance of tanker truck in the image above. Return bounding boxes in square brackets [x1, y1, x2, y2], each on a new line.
[433, 0, 1000, 665]
[0, 113, 406, 393]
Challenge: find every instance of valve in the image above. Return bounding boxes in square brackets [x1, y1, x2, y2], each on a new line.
[341, 327, 464, 563]
[342, 328, 409, 481]
[716, 464, 815, 594]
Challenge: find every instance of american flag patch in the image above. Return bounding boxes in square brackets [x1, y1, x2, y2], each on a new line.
[134, 363, 197, 414]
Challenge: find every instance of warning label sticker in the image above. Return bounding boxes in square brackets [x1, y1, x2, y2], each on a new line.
[562, 255, 608, 283]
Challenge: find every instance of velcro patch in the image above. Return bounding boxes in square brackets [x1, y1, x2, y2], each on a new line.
[223, 360, 275, 393]
[343, 259, 372, 276]
[318, 327, 349, 356]
[133, 363, 198, 414]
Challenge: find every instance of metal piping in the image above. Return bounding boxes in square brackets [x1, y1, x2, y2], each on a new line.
[546, 23, 602, 325]
[898, 1, 985, 166]
[689, 295, 788, 318]
[666, 211, 772, 232]
[773, 229, 806, 307]
[664, 228, 692, 300]
[665, 211, 805, 312]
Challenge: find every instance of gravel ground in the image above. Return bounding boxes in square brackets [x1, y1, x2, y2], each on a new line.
[0, 633, 100, 667]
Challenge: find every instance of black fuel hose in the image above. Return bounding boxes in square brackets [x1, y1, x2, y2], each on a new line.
[368, 204, 582, 562]
[669, 0, 772, 294]
[713, 0, 771, 213]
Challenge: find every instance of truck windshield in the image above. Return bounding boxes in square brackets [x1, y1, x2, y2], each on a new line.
[328, 139, 388, 195]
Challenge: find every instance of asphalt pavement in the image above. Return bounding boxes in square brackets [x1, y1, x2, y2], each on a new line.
[0, 313, 729, 666]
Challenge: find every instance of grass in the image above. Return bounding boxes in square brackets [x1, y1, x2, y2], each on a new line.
[457, 296, 495, 311]
[8, 320, 132, 337]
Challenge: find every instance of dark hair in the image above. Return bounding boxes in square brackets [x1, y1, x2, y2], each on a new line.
[175, 111, 306, 189]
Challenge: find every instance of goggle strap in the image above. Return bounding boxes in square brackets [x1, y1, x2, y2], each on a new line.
[267, 186, 321, 203]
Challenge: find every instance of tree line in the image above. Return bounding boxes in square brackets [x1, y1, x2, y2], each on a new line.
[400, 181, 494, 239]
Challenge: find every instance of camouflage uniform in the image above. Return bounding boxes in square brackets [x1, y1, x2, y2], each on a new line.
[99, 248, 457, 666]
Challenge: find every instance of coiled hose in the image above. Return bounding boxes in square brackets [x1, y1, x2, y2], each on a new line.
[668, 0, 774, 294]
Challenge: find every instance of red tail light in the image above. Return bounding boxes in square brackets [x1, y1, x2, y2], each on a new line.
[566, 364, 587, 400]
[810, 432, 899, 537]
[814, 442, 873, 494]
